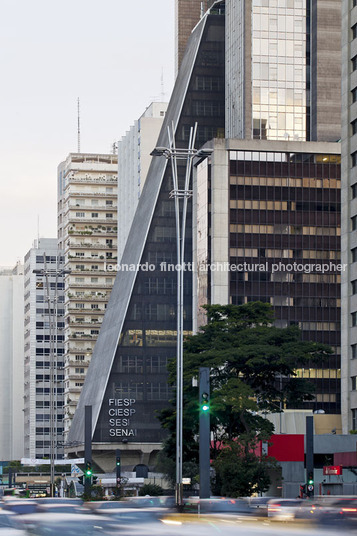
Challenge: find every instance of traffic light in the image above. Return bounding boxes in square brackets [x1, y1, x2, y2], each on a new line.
[92, 476, 98, 485]
[116, 449, 121, 481]
[307, 471, 314, 497]
[85, 461, 93, 478]
[201, 392, 210, 412]
[307, 471, 314, 486]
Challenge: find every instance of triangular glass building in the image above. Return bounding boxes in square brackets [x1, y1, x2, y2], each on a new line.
[68, 4, 226, 456]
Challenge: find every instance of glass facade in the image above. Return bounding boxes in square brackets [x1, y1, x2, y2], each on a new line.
[252, 0, 309, 141]
[93, 13, 225, 443]
[228, 150, 341, 413]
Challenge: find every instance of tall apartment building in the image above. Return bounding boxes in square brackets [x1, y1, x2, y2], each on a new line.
[341, 0, 357, 434]
[68, 1, 342, 467]
[57, 153, 118, 440]
[117, 102, 168, 261]
[24, 239, 65, 459]
[0, 263, 24, 461]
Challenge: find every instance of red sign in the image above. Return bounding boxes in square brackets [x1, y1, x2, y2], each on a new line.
[323, 465, 343, 475]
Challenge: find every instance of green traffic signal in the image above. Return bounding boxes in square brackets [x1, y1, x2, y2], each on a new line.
[201, 392, 209, 412]
[85, 461, 93, 477]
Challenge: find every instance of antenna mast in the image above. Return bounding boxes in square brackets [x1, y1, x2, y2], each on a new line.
[161, 68, 165, 102]
[77, 98, 81, 153]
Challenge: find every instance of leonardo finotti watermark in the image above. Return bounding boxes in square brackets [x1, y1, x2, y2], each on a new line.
[104, 261, 347, 274]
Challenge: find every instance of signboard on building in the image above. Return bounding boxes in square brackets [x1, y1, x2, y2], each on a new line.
[323, 465, 343, 476]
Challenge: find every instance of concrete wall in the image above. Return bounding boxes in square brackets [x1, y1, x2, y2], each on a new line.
[0, 265, 24, 460]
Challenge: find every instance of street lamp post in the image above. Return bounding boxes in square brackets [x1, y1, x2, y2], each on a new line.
[152, 124, 212, 508]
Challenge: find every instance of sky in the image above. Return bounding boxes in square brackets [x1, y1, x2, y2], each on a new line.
[0, 0, 175, 266]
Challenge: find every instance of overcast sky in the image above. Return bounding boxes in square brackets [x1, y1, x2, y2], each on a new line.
[0, 0, 174, 266]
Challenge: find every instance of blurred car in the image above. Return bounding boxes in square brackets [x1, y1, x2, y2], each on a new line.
[1, 500, 39, 515]
[267, 498, 304, 521]
[89, 500, 135, 514]
[35, 503, 90, 514]
[15, 512, 121, 535]
[36, 497, 84, 505]
[316, 497, 357, 527]
[247, 497, 272, 516]
[0, 511, 27, 535]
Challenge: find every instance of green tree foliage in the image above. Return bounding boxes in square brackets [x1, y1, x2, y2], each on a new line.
[213, 441, 277, 497]
[139, 483, 164, 496]
[158, 302, 331, 494]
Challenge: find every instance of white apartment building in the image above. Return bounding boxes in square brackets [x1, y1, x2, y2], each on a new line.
[0, 263, 24, 461]
[117, 102, 168, 261]
[24, 239, 65, 459]
[57, 153, 118, 440]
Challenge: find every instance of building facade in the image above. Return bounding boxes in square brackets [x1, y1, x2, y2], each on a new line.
[117, 102, 168, 261]
[341, 0, 357, 434]
[194, 138, 341, 414]
[68, 6, 226, 468]
[24, 239, 65, 459]
[0, 263, 24, 461]
[57, 153, 118, 440]
[175, 0, 216, 75]
[225, 0, 341, 142]
[68, 0, 342, 468]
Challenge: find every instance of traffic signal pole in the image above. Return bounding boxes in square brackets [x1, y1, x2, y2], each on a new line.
[306, 416, 314, 497]
[84, 405, 92, 496]
[116, 449, 121, 491]
[199, 367, 210, 499]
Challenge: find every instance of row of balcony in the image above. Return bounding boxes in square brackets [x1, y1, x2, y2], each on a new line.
[65, 242, 116, 252]
[66, 228, 117, 236]
[64, 191, 117, 200]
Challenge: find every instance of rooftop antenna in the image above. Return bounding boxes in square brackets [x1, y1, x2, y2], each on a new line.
[77, 97, 81, 153]
[200, 2, 204, 18]
[37, 215, 40, 247]
[161, 68, 165, 102]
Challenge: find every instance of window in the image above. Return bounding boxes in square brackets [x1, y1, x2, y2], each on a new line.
[352, 215, 357, 230]
[75, 368, 84, 374]
[353, 55, 357, 71]
[75, 303, 84, 309]
[353, 119, 357, 136]
[91, 213, 98, 218]
[76, 212, 85, 218]
[352, 344, 357, 359]
[352, 312, 357, 327]
[352, 376, 357, 390]
[106, 213, 113, 218]
[106, 200, 113, 206]
[353, 248, 357, 262]
[353, 184, 357, 199]
[353, 87, 357, 103]
[353, 23, 357, 39]
[353, 409, 357, 431]
[353, 280, 357, 294]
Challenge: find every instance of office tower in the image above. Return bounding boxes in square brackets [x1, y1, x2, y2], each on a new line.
[0, 263, 24, 460]
[68, 0, 342, 465]
[175, 0, 216, 74]
[225, 0, 341, 142]
[194, 138, 341, 413]
[57, 153, 118, 441]
[24, 239, 65, 459]
[341, 0, 357, 433]
[117, 102, 168, 261]
[68, 6, 225, 466]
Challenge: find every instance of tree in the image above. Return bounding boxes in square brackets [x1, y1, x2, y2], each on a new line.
[139, 483, 164, 496]
[158, 302, 331, 494]
[213, 441, 277, 497]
